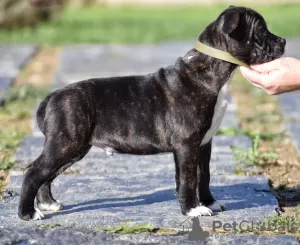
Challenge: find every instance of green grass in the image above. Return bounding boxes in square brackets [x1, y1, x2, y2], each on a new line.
[0, 129, 25, 170]
[218, 127, 281, 171]
[234, 215, 300, 236]
[94, 222, 179, 235]
[231, 134, 279, 169]
[0, 84, 49, 170]
[94, 222, 155, 234]
[0, 84, 49, 121]
[217, 126, 286, 141]
[1, 4, 300, 44]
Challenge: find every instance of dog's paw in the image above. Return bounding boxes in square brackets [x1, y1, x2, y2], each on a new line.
[207, 201, 226, 212]
[187, 206, 213, 217]
[18, 207, 44, 221]
[37, 200, 64, 212]
[104, 147, 115, 156]
[32, 207, 44, 220]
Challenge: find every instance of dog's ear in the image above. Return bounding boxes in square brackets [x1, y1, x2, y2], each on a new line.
[221, 10, 240, 35]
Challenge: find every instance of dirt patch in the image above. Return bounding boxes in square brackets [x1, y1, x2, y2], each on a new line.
[0, 170, 9, 200]
[230, 71, 300, 214]
[14, 46, 61, 87]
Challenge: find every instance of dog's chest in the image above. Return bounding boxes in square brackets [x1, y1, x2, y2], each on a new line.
[201, 81, 229, 146]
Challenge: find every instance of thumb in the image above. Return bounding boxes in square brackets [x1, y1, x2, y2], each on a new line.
[250, 58, 281, 73]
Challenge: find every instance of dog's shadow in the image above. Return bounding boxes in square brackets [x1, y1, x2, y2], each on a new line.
[47, 183, 275, 219]
[47, 189, 176, 218]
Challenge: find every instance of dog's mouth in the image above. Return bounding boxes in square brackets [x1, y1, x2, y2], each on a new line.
[257, 52, 282, 64]
[256, 43, 285, 63]
[250, 49, 284, 65]
[263, 51, 282, 59]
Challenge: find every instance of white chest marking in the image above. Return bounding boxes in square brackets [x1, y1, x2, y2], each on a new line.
[201, 79, 231, 146]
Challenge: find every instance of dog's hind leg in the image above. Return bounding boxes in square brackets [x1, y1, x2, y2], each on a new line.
[36, 145, 92, 212]
[18, 90, 95, 221]
[18, 137, 92, 221]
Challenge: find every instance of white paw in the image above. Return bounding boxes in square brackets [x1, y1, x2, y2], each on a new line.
[106, 151, 114, 156]
[38, 200, 64, 212]
[104, 147, 115, 156]
[207, 201, 226, 212]
[187, 206, 213, 217]
[33, 208, 44, 220]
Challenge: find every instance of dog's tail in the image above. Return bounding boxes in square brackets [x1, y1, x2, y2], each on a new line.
[36, 93, 52, 134]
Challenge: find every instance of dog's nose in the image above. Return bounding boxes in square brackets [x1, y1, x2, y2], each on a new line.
[280, 38, 286, 46]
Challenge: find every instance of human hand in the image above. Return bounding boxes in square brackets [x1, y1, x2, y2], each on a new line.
[240, 57, 300, 95]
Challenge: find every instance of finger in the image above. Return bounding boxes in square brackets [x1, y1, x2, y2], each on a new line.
[247, 80, 264, 89]
[240, 67, 270, 86]
[250, 58, 281, 73]
[240, 68, 263, 88]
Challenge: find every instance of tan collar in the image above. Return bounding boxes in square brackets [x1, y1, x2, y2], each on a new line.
[195, 41, 249, 68]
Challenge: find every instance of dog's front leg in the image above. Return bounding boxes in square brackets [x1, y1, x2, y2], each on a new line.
[174, 146, 213, 217]
[198, 141, 214, 205]
[198, 140, 225, 212]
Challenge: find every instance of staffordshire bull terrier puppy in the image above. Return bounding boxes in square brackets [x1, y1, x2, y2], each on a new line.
[18, 6, 286, 220]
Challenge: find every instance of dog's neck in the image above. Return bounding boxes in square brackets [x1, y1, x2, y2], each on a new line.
[184, 50, 237, 91]
[182, 23, 238, 90]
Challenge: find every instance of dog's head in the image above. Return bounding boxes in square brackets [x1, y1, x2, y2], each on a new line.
[199, 6, 286, 65]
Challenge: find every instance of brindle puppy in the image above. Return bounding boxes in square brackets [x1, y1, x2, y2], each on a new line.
[18, 6, 285, 220]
